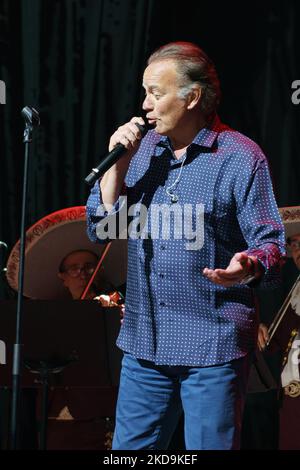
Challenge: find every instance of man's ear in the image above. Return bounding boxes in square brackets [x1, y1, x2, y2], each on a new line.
[58, 271, 68, 288]
[58, 272, 66, 284]
[187, 85, 202, 110]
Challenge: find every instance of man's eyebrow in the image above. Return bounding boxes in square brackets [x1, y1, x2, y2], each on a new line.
[142, 84, 161, 91]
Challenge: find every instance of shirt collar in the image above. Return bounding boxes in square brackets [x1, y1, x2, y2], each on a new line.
[156, 114, 221, 151]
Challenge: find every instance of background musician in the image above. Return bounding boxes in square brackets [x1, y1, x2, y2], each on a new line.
[58, 248, 124, 310]
[258, 209, 300, 450]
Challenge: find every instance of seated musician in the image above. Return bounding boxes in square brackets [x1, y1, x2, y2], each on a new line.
[258, 230, 300, 450]
[58, 248, 124, 308]
[49, 248, 123, 448]
[4, 206, 125, 449]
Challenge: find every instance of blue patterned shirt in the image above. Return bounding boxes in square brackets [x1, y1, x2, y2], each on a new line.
[86, 117, 285, 366]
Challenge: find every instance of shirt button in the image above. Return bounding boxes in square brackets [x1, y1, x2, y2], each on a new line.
[159, 273, 165, 279]
[159, 301, 166, 307]
[160, 245, 166, 250]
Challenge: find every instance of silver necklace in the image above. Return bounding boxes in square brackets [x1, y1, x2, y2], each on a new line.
[165, 153, 187, 204]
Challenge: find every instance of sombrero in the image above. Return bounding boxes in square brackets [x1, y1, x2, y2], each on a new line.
[6, 206, 127, 299]
[279, 205, 300, 257]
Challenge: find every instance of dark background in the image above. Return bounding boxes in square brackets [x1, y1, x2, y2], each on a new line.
[0, 0, 300, 449]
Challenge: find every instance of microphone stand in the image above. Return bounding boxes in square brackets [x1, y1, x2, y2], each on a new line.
[10, 106, 40, 449]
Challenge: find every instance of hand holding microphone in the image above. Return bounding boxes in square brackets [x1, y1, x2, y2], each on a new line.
[85, 117, 148, 186]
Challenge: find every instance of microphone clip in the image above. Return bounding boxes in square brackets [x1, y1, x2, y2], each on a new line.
[21, 106, 40, 143]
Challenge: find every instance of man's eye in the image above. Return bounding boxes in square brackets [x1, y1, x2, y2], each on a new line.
[153, 94, 161, 99]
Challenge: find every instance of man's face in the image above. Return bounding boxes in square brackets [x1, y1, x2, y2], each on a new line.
[289, 234, 300, 269]
[58, 251, 98, 299]
[142, 59, 194, 136]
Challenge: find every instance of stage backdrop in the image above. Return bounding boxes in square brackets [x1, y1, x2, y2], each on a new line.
[1, 0, 300, 252]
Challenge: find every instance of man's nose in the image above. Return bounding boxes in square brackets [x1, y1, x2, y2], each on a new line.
[142, 95, 153, 111]
[79, 268, 89, 278]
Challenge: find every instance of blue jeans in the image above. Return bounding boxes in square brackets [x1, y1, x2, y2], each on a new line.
[112, 353, 251, 450]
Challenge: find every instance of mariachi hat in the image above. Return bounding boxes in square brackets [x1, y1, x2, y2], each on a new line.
[6, 206, 127, 299]
[279, 205, 300, 257]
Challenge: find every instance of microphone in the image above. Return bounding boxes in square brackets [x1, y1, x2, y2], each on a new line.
[21, 106, 40, 128]
[84, 122, 148, 186]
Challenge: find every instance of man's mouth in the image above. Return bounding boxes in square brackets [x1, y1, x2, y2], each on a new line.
[147, 117, 158, 125]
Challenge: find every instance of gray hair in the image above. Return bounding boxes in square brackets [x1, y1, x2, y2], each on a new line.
[148, 42, 221, 117]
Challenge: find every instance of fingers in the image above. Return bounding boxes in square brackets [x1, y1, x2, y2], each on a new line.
[257, 324, 269, 351]
[202, 267, 243, 286]
[109, 117, 145, 152]
[94, 295, 125, 312]
[261, 325, 269, 349]
[262, 327, 269, 343]
[257, 333, 265, 351]
[258, 337, 267, 351]
[203, 252, 253, 287]
[93, 295, 109, 306]
[96, 294, 111, 307]
[129, 116, 145, 129]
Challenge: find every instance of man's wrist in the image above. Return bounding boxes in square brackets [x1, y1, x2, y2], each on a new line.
[240, 256, 261, 285]
[247, 256, 256, 275]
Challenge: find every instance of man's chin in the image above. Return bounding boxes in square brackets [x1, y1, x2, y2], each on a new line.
[154, 123, 168, 135]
